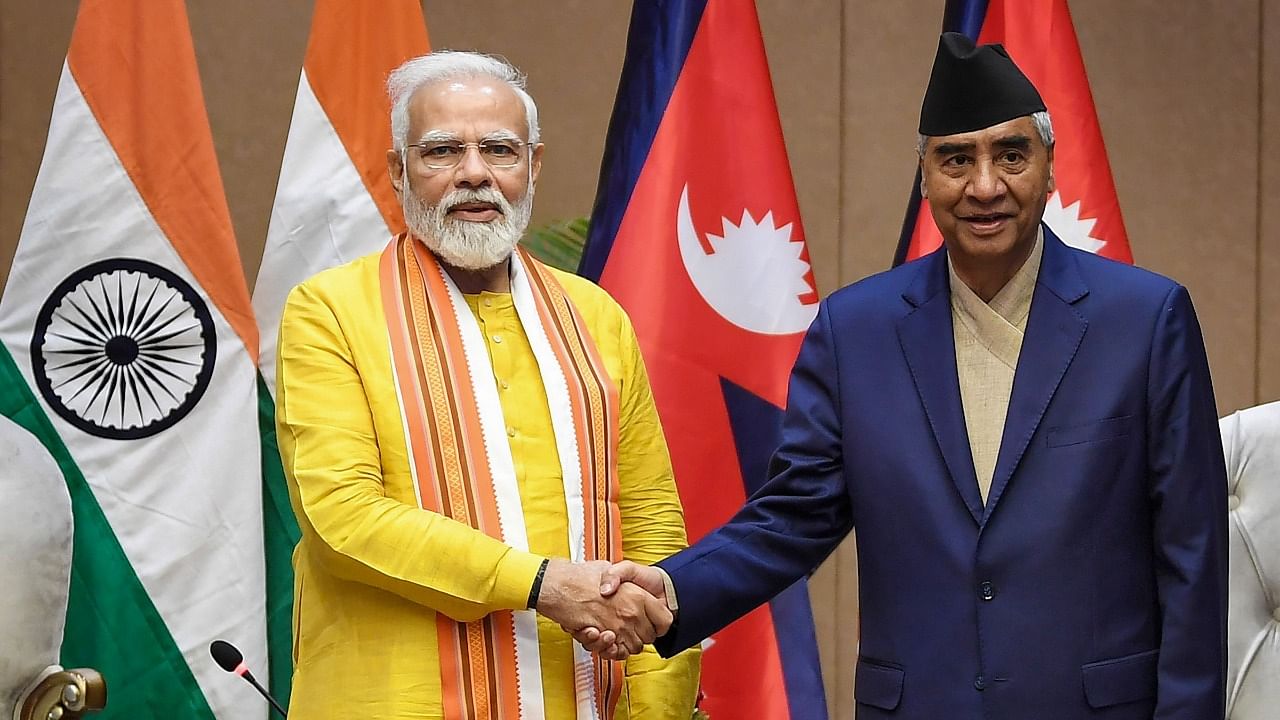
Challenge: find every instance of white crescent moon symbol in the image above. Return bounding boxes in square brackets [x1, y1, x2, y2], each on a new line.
[676, 184, 817, 335]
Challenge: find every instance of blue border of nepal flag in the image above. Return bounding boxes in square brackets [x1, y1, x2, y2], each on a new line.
[897, 0, 1132, 266]
[580, 1, 827, 718]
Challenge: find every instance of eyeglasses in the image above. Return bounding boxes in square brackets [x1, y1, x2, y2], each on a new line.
[404, 139, 527, 169]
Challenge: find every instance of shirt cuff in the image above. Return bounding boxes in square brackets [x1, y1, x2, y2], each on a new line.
[655, 566, 679, 612]
[493, 549, 547, 610]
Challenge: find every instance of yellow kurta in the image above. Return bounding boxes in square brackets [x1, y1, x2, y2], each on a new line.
[951, 233, 1043, 502]
[276, 251, 700, 719]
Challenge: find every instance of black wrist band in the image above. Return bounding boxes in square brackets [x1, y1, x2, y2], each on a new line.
[527, 558, 550, 609]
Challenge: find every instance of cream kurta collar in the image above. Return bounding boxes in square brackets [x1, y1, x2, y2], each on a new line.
[948, 230, 1044, 365]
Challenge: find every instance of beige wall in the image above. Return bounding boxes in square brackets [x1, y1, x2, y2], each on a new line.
[2, 1, 1276, 716]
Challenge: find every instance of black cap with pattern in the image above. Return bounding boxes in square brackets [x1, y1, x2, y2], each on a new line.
[918, 32, 1045, 136]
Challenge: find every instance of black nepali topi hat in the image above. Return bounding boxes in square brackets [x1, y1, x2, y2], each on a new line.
[918, 32, 1045, 136]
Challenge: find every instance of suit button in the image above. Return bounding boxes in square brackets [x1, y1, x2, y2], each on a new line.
[980, 581, 995, 601]
[974, 675, 986, 691]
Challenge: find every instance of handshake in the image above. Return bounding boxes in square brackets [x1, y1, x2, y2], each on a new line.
[534, 559, 672, 661]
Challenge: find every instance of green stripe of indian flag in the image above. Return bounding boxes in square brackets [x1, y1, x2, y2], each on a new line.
[0, 342, 215, 718]
[257, 375, 299, 706]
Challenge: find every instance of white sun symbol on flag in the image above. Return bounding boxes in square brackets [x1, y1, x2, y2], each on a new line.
[1042, 192, 1106, 253]
[676, 184, 817, 335]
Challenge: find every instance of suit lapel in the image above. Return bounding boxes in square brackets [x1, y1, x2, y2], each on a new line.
[896, 250, 984, 524]
[982, 230, 1089, 524]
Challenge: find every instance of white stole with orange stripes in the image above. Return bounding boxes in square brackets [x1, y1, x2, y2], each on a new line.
[379, 234, 623, 720]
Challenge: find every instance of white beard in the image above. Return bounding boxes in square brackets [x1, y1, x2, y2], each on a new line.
[402, 171, 534, 271]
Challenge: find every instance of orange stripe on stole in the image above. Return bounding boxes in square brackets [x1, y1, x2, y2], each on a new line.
[381, 234, 519, 719]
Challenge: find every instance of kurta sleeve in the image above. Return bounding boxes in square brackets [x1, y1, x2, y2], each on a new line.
[276, 281, 544, 622]
[611, 310, 702, 719]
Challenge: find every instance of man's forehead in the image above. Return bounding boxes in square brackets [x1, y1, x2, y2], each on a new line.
[408, 78, 525, 128]
[926, 116, 1039, 150]
[416, 76, 517, 102]
[409, 77, 519, 114]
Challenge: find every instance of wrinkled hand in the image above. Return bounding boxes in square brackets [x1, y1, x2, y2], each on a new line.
[571, 561, 672, 661]
[535, 559, 672, 658]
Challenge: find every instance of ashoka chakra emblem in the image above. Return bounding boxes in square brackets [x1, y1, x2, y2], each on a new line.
[31, 258, 217, 440]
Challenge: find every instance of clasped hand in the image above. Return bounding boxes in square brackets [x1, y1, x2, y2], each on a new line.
[535, 559, 670, 661]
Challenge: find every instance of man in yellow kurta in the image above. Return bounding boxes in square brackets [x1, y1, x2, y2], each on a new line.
[275, 51, 699, 719]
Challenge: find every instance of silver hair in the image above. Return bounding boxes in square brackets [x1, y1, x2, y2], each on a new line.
[915, 109, 1054, 157]
[387, 50, 540, 151]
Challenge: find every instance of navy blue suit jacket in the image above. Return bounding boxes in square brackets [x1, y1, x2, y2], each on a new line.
[655, 231, 1228, 719]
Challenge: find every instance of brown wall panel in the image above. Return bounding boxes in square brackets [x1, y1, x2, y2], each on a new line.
[827, 3, 945, 714]
[1074, 0, 1260, 415]
[840, 1, 945, 285]
[187, 0, 311, 289]
[0, 0, 311, 291]
[758, 0, 843, 298]
[0, 0, 78, 291]
[1262, 0, 1280, 403]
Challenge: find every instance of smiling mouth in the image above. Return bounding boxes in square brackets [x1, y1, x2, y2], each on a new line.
[960, 213, 1013, 234]
[448, 202, 502, 221]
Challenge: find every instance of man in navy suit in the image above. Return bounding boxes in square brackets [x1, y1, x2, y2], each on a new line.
[582, 32, 1228, 719]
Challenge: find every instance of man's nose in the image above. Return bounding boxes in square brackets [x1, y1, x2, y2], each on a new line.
[966, 159, 1005, 203]
[454, 145, 492, 188]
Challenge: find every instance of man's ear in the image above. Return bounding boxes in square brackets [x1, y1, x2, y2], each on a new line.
[915, 144, 932, 199]
[1046, 147, 1056, 194]
[529, 143, 545, 187]
[387, 149, 405, 194]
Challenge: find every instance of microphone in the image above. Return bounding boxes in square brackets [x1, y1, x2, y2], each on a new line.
[210, 640, 288, 718]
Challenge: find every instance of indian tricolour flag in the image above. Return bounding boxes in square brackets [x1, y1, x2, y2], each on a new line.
[254, 0, 430, 389]
[0, 1, 268, 717]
